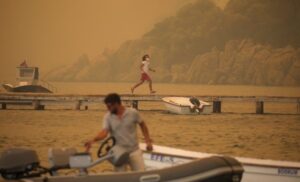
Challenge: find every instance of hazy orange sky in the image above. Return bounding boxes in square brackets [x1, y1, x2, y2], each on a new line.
[0, 0, 199, 82]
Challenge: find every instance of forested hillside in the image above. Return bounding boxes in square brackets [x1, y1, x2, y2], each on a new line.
[47, 0, 300, 86]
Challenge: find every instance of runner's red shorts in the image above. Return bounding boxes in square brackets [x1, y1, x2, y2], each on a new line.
[141, 73, 151, 81]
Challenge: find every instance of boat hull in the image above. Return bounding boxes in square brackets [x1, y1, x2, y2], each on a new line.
[2, 84, 52, 93]
[141, 144, 300, 182]
[162, 97, 212, 115]
[11, 156, 244, 182]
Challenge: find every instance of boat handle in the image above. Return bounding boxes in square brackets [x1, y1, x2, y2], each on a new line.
[140, 174, 161, 182]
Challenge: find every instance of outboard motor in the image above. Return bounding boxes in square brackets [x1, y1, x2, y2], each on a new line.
[189, 97, 203, 113]
[1, 138, 130, 179]
[0, 148, 47, 180]
[190, 97, 200, 107]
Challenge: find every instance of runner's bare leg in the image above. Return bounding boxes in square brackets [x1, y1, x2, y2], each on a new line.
[148, 80, 155, 93]
[131, 80, 144, 93]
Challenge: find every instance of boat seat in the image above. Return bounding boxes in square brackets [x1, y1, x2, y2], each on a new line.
[48, 148, 77, 170]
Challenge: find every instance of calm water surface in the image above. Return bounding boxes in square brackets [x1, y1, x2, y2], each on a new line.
[0, 82, 299, 170]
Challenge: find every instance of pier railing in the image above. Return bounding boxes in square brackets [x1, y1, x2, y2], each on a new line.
[0, 93, 299, 114]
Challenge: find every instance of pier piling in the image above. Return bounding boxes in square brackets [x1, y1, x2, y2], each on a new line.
[256, 101, 264, 114]
[132, 100, 139, 110]
[75, 101, 81, 110]
[33, 101, 45, 110]
[1, 103, 7, 110]
[213, 100, 221, 113]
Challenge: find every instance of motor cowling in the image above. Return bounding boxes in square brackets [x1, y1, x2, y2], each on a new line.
[0, 148, 45, 180]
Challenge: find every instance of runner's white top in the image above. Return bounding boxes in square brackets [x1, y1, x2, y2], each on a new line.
[142, 60, 150, 74]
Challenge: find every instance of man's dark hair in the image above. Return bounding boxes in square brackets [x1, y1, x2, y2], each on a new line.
[142, 54, 150, 61]
[104, 93, 121, 104]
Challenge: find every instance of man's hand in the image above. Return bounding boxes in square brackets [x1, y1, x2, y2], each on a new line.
[84, 140, 94, 152]
[85, 130, 108, 152]
[139, 121, 153, 151]
[146, 140, 153, 151]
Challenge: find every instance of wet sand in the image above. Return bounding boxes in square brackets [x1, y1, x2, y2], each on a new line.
[0, 83, 300, 172]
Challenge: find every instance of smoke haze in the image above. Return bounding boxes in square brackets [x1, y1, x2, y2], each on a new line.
[0, 0, 196, 81]
[45, 0, 300, 86]
[2, 0, 299, 86]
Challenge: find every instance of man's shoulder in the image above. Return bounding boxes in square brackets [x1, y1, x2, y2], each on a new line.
[126, 108, 141, 118]
[126, 107, 139, 114]
[103, 112, 112, 120]
[125, 108, 142, 123]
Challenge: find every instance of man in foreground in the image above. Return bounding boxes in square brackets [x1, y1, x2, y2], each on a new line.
[85, 93, 153, 171]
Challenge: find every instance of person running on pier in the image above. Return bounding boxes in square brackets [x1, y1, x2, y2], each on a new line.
[85, 93, 153, 172]
[131, 54, 156, 94]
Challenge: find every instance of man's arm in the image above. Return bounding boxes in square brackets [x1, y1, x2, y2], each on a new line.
[84, 129, 109, 151]
[139, 121, 153, 151]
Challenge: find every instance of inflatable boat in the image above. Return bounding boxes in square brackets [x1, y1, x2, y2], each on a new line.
[1, 139, 298, 182]
[0, 138, 244, 182]
[141, 144, 300, 182]
[162, 97, 212, 114]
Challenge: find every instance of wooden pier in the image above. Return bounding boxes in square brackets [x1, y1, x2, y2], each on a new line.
[0, 93, 299, 114]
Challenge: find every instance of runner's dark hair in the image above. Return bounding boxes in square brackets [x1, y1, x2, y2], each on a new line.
[142, 54, 150, 61]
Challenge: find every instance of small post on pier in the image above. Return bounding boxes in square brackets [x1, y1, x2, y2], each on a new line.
[256, 100, 264, 114]
[75, 101, 81, 110]
[132, 100, 139, 110]
[33, 100, 45, 110]
[297, 99, 300, 114]
[84, 105, 88, 110]
[213, 99, 221, 113]
[1, 103, 7, 110]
